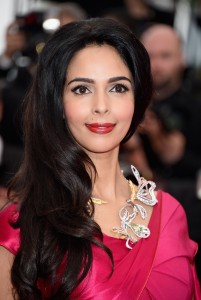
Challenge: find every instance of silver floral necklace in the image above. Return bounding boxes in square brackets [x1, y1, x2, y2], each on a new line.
[91, 165, 158, 249]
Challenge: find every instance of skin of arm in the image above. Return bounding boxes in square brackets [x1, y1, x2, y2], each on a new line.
[0, 246, 15, 300]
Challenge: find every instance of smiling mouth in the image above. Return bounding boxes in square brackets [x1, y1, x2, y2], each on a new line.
[85, 123, 116, 134]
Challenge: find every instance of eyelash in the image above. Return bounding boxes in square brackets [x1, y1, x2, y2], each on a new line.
[71, 83, 130, 95]
[110, 84, 129, 93]
[71, 85, 90, 95]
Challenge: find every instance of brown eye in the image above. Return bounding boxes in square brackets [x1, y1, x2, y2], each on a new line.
[110, 84, 129, 93]
[72, 85, 90, 95]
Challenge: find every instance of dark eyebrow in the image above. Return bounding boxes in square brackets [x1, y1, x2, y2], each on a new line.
[67, 78, 94, 85]
[108, 76, 132, 84]
[67, 76, 132, 86]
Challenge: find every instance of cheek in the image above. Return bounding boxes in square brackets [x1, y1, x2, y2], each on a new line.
[117, 101, 135, 123]
[63, 102, 85, 124]
[165, 60, 177, 71]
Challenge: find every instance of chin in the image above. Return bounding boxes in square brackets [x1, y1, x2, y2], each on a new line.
[83, 143, 120, 155]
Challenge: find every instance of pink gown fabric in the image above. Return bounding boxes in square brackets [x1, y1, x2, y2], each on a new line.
[0, 191, 200, 300]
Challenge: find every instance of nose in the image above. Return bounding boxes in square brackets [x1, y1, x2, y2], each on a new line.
[92, 92, 110, 115]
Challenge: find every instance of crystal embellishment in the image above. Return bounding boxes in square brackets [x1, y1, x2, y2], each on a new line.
[112, 165, 158, 249]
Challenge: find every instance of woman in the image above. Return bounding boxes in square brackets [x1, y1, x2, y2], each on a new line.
[0, 18, 200, 299]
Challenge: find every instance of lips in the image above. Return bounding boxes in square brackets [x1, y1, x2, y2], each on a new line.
[86, 123, 116, 134]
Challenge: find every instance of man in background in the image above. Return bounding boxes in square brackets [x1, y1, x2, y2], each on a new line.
[140, 24, 201, 180]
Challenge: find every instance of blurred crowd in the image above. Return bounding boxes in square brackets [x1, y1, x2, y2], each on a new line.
[0, 0, 201, 280]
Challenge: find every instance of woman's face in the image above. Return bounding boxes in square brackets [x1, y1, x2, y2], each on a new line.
[63, 44, 135, 155]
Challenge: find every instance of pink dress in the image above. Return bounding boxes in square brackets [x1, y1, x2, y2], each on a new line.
[0, 191, 200, 299]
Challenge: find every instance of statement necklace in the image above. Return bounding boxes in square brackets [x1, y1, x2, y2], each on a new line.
[91, 165, 158, 249]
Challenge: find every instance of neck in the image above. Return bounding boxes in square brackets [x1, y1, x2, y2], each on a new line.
[88, 149, 129, 204]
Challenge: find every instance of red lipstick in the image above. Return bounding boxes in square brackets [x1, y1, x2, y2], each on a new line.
[86, 123, 116, 134]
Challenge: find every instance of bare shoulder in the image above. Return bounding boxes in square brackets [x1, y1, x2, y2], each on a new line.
[0, 245, 14, 260]
[0, 246, 15, 300]
[0, 187, 9, 210]
[0, 198, 10, 211]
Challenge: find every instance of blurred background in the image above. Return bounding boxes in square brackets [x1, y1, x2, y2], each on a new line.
[0, 0, 200, 281]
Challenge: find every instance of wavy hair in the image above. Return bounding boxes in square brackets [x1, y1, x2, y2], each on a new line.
[9, 18, 152, 299]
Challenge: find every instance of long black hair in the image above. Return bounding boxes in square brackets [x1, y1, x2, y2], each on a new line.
[9, 18, 152, 299]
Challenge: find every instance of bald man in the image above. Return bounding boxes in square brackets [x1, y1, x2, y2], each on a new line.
[140, 23, 201, 169]
[140, 24, 198, 164]
[139, 24, 201, 181]
[141, 24, 185, 101]
[140, 24, 201, 139]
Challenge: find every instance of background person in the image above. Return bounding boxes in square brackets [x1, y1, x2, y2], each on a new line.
[140, 24, 201, 181]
